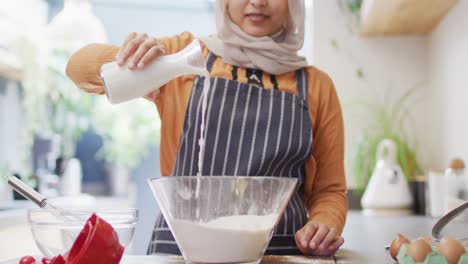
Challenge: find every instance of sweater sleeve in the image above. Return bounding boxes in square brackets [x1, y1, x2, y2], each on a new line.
[66, 43, 119, 94]
[303, 68, 347, 235]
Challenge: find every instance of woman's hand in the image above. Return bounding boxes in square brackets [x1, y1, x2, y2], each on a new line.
[295, 220, 344, 256]
[115, 32, 166, 70]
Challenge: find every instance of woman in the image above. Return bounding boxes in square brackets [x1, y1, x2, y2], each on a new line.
[66, 0, 347, 257]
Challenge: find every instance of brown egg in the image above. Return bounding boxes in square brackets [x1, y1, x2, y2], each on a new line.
[418, 236, 434, 244]
[407, 239, 433, 262]
[390, 233, 410, 260]
[438, 237, 466, 264]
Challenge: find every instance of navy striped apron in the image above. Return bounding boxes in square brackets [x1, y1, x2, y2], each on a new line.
[147, 52, 313, 256]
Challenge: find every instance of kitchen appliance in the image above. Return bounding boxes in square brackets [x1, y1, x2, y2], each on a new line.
[361, 139, 413, 215]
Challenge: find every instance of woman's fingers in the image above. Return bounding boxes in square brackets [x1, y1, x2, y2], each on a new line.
[296, 221, 344, 257]
[295, 227, 308, 249]
[295, 221, 318, 252]
[137, 46, 166, 69]
[303, 222, 319, 247]
[320, 228, 337, 249]
[327, 236, 344, 252]
[117, 33, 148, 66]
[127, 37, 157, 69]
[114, 33, 163, 70]
[309, 224, 330, 250]
[116, 32, 137, 60]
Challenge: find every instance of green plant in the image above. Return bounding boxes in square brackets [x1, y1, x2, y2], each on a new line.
[14, 35, 94, 162]
[337, 0, 363, 34]
[47, 49, 95, 157]
[350, 86, 424, 195]
[346, 0, 362, 14]
[14, 34, 160, 173]
[92, 97, 161, 170]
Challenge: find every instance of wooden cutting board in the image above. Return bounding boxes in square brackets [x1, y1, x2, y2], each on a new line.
[261, 255, 335, 263]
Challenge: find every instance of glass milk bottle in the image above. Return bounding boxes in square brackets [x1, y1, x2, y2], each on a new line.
[100, 39, 207, 104]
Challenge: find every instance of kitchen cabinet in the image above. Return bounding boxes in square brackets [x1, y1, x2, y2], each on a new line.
[360, 0, 458, 35]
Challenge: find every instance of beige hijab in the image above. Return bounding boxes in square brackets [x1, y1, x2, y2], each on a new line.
[200, 0, 308, 75]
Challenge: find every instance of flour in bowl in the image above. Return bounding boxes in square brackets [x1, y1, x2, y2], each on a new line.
[171, 214, 278, 263]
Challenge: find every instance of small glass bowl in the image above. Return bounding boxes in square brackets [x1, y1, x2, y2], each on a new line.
[28, 208, 138, 257]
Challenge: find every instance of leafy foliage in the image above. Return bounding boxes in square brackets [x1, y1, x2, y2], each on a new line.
[350, 86, 424, 195]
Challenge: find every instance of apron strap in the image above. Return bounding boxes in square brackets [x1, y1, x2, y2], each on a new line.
[295, 69, 309, 104]
[270, 75, 279, 90]
[205, 52, 217, 72]
[231, 65, 239, 81]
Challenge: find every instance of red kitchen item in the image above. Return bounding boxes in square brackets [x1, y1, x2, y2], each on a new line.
[66, 213, 124, 264]
[21, 213, 124, 264]
[42, 255, 65, 264]
[19, 256, 36, 264]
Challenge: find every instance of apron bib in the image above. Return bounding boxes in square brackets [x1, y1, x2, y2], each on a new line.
[148, 52, 313, 255]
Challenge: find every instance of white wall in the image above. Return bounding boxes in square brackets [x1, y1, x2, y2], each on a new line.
[0, 0, 47, 46]
[312, 1, 435, 187]
[429, 1, 468, 168]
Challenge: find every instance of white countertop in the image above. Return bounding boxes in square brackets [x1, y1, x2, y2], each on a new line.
[338, 210, 440, 263]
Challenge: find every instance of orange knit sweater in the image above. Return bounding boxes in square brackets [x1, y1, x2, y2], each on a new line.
[66, 32, 347, 235]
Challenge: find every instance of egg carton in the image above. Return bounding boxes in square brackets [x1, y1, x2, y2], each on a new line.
[397, 244, 468, 264]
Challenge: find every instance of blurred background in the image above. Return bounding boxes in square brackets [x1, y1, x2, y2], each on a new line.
[0, 0, 467, 260]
